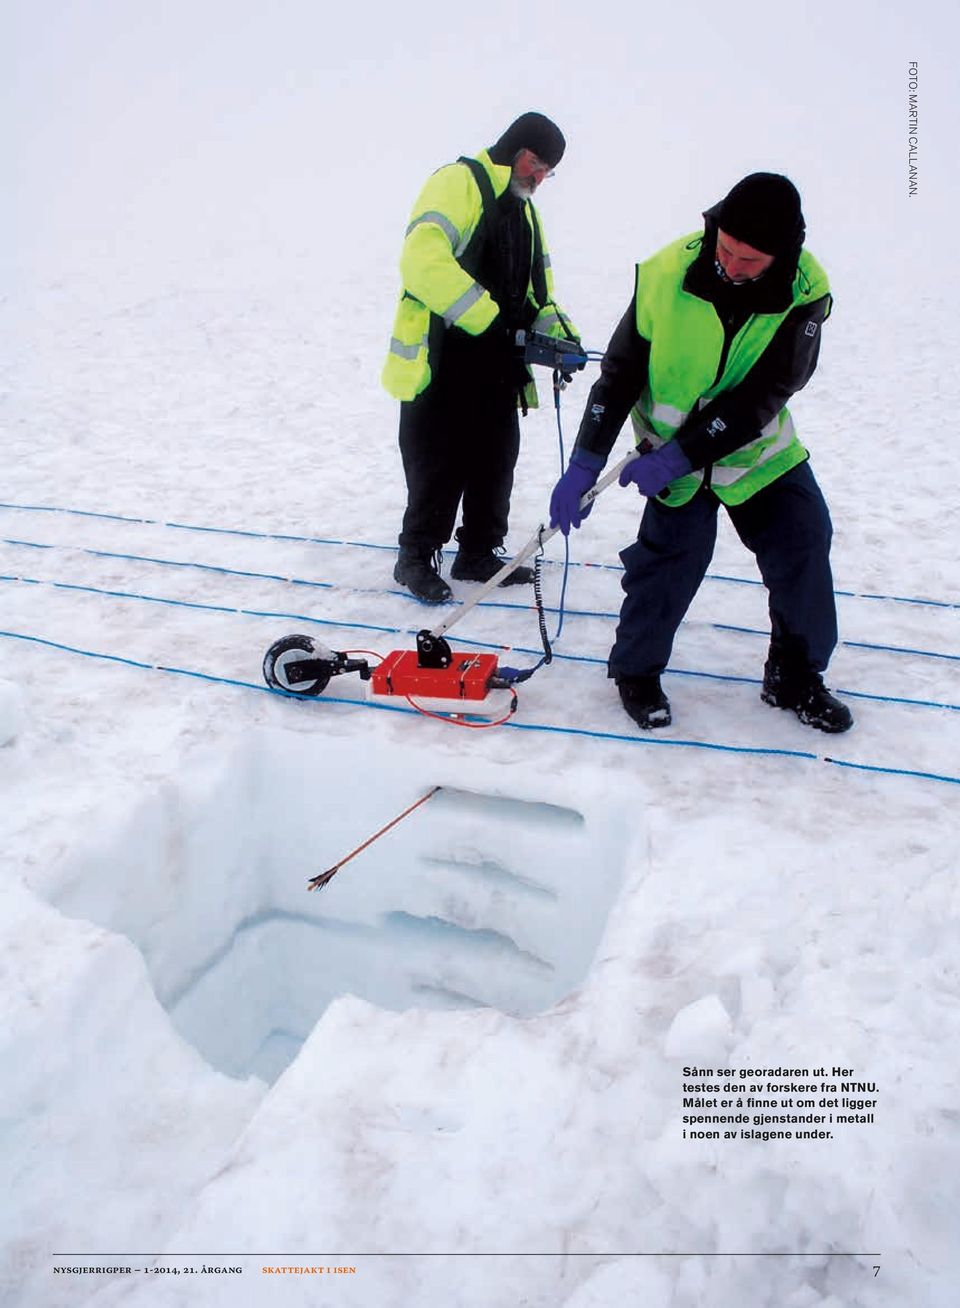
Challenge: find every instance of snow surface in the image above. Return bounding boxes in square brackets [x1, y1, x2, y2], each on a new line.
[0, 678, 24, 746]
[2, 1, 959, 1305]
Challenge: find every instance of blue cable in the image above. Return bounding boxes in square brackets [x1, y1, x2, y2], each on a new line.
[3, 500, 957, 610]
[2, 627, 958, 787]
[5, 535, 958, 666]
[490, 373, 573, 686]
[552, 374, 571, 645]
[2, 571, 957, 715]
[5, 532, 960, 668]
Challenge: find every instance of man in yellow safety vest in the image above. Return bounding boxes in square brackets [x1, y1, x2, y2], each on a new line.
[550, 173, 853, 734]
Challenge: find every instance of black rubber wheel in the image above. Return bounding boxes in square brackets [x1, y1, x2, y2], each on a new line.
[262, 634, 333, 697]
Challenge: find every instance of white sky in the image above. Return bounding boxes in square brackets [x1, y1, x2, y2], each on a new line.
[4, 0, 958, 293]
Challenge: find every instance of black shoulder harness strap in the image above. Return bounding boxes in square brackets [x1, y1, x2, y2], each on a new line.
[455, 155, 495, 281]
[457, 154, 496, 221]
[529, 206, 548, 309]
[457, 155, 548, 309]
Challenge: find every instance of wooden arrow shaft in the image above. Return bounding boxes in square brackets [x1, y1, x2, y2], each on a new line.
[308, 785, 442, 890]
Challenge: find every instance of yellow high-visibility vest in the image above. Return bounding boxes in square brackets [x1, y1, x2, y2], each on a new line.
[631, 234, 830, 506]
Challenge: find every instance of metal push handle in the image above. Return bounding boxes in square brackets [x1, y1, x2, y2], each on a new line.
[429, 451, 637, 642]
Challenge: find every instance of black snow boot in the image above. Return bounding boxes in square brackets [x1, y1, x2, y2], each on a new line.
[393, 548, 452, 605]
[761, 659, 853, 734]
[450, 548, 534, 586]
[617, 675, 672, 730]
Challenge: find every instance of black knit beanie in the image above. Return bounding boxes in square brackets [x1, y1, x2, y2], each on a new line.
[712, 172, 805, 256]
[488, 112, 566, 168]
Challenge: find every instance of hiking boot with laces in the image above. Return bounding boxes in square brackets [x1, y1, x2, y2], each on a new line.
[617, 675, 672, 730]
[450, 548, 534, 586]
[761, 660, 853, 733]
[393, 548, 452, 605]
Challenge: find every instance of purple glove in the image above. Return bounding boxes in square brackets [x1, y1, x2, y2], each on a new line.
[618, 441, 691, 497]
[549, 452, 602, 536]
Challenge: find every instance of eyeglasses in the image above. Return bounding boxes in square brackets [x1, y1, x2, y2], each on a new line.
[518, 149, 555, 180]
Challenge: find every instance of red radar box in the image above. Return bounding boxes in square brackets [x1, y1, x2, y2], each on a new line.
[369, 649, 500, 702]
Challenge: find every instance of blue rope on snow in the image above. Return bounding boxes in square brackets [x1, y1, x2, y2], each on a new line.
[0, 573, 399, 635]
[2, 501, 957, 610]
[713, 622, 960, 663]
[1, 571, 958, 715]
[3, 536, 959, 666]
[1, 536, 334, 588]
[2, 627, 959, 787]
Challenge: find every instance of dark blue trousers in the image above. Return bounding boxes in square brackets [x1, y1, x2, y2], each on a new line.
[608, 461, 838, 680]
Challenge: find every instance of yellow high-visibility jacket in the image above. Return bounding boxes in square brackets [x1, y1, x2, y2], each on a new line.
[382, 149, 577, 408]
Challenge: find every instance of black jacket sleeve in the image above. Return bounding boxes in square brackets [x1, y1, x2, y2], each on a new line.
[673, 293, 832, 468]
[571, 299, 651, 463]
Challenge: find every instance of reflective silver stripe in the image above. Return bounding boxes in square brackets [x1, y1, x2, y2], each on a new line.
[711, 465, 746, 484]
[388, 336, 423, 361]
[650, 401, 691, 428]
[442, 281, 485, 326]
[629, 411, 666, 449]
[405, 211, 461, 250]
[535, 310, 561, 330]
[711, 465, 751, 485]
[710, 412, 798, 485]
[760, 412, 785, 437]
[542, 253, 552, 269]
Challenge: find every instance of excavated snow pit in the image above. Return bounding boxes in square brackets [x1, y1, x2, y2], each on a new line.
[50, 728, 628, 1084]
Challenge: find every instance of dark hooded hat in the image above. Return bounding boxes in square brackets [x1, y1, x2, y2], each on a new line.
[684, 172, 806, 312]
[488, 112, 566, 169]
[709, 172, 805, 257]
